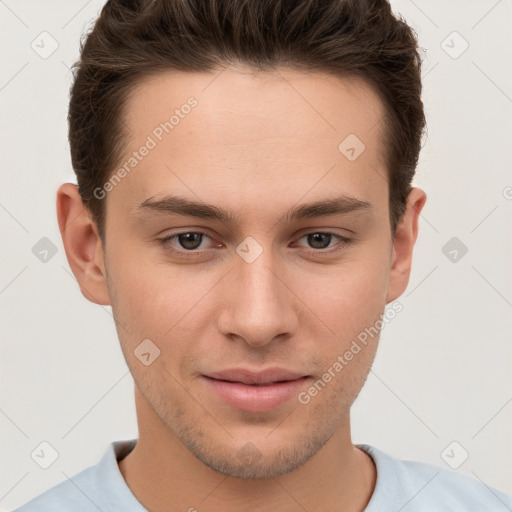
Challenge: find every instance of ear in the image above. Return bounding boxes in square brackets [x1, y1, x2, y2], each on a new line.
[386, 187, 427, 304]
[56, 183, 111, 306]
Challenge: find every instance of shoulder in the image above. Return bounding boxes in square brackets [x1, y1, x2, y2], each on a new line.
[358, 444, 512, 511]
[9, 439, 141, 512]
[9, 465, 101, 512]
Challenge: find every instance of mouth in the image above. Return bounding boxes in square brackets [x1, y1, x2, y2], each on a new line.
[211, 379, 297, 386]
[204, 367, 309, 385]
[201, 368, 311, 413]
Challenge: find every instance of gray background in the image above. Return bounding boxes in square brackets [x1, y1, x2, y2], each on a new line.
[1, 0, 511, 509]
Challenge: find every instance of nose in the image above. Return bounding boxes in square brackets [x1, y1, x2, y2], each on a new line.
[217, 247, 298, 348]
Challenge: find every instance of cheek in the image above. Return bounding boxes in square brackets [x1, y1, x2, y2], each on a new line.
[107, 230, 391, 356]
[106, 250, 216, 347]
[304, 255, 390, 337]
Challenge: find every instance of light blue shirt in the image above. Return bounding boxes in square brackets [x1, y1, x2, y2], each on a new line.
[11, 438, 512, 511]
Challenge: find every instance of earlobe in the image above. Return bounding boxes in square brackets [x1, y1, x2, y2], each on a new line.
[56, 183, 111, 306]
[386, 187, 427, 304]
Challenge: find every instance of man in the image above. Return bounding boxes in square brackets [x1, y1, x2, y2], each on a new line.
[12, 0, 512, 510]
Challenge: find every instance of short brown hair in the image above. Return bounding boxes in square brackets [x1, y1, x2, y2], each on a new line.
[68, 0, 426, 241]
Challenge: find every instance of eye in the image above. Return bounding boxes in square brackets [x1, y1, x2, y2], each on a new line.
[294, 232, 352, 253]
[157, 231, 353, 258]
[158, 231, 216, 253]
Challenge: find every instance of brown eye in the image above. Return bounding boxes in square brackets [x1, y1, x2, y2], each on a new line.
[306, 233, 333, 249]
[295, 232, 352, 252]
[175, 232, 204, 250]
[157, 231, 214, 254]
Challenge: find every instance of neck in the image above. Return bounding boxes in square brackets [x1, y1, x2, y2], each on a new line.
[118, 389, 376, 512]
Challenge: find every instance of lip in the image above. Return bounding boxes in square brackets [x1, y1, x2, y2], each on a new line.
[204, 367, 307, 385]
[201, 368, 311, 413]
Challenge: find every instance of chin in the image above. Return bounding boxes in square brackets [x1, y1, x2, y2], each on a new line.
[180, 427, 332, 479]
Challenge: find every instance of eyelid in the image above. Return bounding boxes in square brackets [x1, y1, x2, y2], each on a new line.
[292, 232, 353, 253]
[157, 230, 217, 248]
[157, 229, 353, 258]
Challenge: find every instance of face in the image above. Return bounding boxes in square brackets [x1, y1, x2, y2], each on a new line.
[63, 66, 424, 479]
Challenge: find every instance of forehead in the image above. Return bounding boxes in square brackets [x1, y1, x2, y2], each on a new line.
[113, 67, 388, 216]
[123, 66, 385, 146]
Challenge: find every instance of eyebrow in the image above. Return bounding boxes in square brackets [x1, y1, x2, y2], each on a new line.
[135, 194, 373, 223]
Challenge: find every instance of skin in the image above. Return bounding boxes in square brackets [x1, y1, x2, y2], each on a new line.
[57, 66, 426, 512]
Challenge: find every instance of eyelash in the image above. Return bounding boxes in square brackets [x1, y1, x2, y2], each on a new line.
[157, 231, 353, 259]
